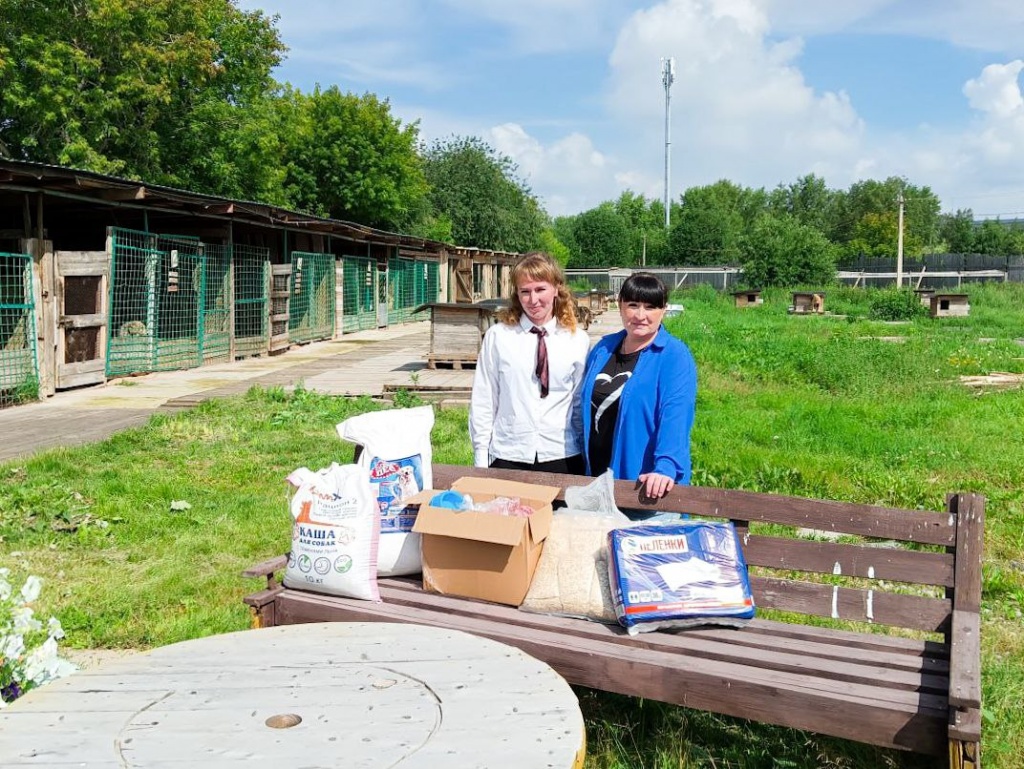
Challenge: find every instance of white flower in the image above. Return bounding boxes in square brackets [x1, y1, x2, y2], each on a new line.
[47, 617, 65, 640]
[12, 606, 41, 635]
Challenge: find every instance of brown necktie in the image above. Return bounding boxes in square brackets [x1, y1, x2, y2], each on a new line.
[530, 326, 549, 398]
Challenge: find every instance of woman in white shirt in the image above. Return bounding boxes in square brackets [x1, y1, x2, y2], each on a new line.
[469, 252, 590, 473]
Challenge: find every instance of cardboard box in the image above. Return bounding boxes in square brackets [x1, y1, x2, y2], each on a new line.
[408, 476, 559, 606]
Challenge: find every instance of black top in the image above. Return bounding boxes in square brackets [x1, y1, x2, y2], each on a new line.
[588, 343, 642, 475]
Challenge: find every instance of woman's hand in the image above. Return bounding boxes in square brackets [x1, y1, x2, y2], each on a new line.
[637, 472, 675, 501]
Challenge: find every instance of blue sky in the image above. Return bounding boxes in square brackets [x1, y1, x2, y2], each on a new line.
[237, 0, 1024, 219]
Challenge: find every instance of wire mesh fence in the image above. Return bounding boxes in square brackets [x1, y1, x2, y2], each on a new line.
[233, 244, 270, 358]
[0, 252, 39, 407]
[202, 243, 232, 364]
[387, 257, 416, 324]
[341, 255, 377, 332]
[289, 252, 336, 344]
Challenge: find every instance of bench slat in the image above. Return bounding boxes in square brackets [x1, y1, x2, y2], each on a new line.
[744, 534, 954, 587]
[432, 465, 956, 546]
[371, 581, 948, 693]
[378, 578, 949, 675]
[750, 576, 951, 632]
[271, 587, 949, 755]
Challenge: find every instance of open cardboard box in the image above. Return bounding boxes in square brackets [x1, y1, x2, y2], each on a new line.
[407, 476, 559, 606]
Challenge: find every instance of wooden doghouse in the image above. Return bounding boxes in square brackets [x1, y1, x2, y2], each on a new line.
[790, 291, 825, 315]
[416, 301, 503, 369]
[732, 290, 763, 308]
[914, 288, 935, 308]
[930, 292, 970, 318]
[574, 290, 608, 315]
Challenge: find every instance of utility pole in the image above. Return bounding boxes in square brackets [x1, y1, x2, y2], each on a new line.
[896, 191, 905, 288]
[662, 57, 675, 230]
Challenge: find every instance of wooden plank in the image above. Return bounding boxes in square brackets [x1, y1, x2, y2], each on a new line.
[375, 578, 949, 675]
[948, 493, 984, 712]
[750, 576, 951, 632]
[272, 590, 948, 755]
[59, 313, 106, 329]
[431, 465, 957, 546]
[370, 582, 947, 691]
[743, 534, 954, 586]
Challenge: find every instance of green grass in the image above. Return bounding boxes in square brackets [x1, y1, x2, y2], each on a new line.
[3, 282, 1023, 768]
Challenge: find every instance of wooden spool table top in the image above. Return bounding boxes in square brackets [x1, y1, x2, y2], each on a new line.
[2, 622, 586, 768]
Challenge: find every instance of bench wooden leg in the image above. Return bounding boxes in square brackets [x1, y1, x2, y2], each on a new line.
[950, 739, 979, 769]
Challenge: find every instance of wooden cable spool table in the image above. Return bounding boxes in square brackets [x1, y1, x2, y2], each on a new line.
[1, 622, 586, 768]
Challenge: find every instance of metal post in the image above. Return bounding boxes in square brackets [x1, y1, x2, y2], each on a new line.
[662, 57, 675, 230]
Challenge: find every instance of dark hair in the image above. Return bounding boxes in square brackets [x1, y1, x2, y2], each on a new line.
[618, 272, 668, 308]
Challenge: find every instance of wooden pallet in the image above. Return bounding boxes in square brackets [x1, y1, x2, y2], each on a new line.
[425, 354, 477, 370]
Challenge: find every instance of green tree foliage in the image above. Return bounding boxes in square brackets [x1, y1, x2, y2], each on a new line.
[613, 191, 669, 266]
[939, 209, 976, 253]
[833, 177, 940, 255]
[0, 0, 286, 199]
[668, 181, 765, 265]
[739, 214, 837, 287]
[421, 136, 544, 252]
[768, 174, 839, 235]
[568, 203, 633, 267]
[283, 87, 427, 229]
[536, 228, 571, 267]
[972, 219, 1024, 255]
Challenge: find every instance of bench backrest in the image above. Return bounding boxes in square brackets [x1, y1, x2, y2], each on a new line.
[432, 464, 984, 638]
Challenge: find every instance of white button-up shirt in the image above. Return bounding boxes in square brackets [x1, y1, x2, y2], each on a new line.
[470, 314, 590, 467]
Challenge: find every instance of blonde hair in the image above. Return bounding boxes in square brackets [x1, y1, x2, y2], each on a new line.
[498, 252, 577, 332]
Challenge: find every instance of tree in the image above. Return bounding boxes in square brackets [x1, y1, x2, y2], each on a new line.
[0, 0, 287, 199]
[421, 136, 545, 252]
[739, 214, 838, 287]
[768, 174, 839, 236]
[284, 87, 427, 229]
[833, 177, 940, 254]
[667, 181, 764, 266]
[613, 191, 668, 266]
[568, 204, 632, 268]
[939, 209, 975, 254]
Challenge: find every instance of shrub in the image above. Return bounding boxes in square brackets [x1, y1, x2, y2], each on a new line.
[868, 288, 926, 321]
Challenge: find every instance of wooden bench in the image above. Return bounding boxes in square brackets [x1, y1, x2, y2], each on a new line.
[243, 464, 984, 767]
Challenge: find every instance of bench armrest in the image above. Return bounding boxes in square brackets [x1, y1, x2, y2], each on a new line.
[242, 554, 288, 589]
[948, 609, 981, 709]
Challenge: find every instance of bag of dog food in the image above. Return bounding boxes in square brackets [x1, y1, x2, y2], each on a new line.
[337, 406, 434, 576]
[283, 463, 380, 601]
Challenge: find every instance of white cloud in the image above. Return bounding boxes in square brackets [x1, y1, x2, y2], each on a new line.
[963, 61, 1024, 117]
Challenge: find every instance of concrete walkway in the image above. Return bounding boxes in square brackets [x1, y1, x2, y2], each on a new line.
[1, 312, 621, 463]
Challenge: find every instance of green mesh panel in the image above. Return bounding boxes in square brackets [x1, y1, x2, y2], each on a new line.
[233, 244, 270, 358]
[387, 257, 417, 325]
[0, 252, 40, 407]
[108, 228, 161, 376]
[341, 255, 377, 332]
[412, 259, 440, 311]
[288, 252, 336, 343]
[201, 243, 232, 364]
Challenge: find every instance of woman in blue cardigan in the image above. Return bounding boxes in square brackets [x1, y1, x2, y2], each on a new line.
[580, 272, 697, 501]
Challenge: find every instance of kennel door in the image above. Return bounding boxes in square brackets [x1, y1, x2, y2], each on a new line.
[55, 251, 109, 389]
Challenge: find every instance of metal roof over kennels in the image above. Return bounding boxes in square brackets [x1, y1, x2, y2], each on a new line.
[0, 158, 448, 255]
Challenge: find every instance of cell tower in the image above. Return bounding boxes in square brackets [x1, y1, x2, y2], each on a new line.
[662, 57, 675, 229]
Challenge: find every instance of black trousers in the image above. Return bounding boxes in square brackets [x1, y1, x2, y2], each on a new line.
[489, 454, 585, 475]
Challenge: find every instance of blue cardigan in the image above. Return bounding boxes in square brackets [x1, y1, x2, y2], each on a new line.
[580, 326, 697, 484]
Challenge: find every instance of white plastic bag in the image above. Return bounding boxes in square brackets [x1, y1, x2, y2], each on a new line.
[283, 463, 380, 601]
[337, 406, 434, 576]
